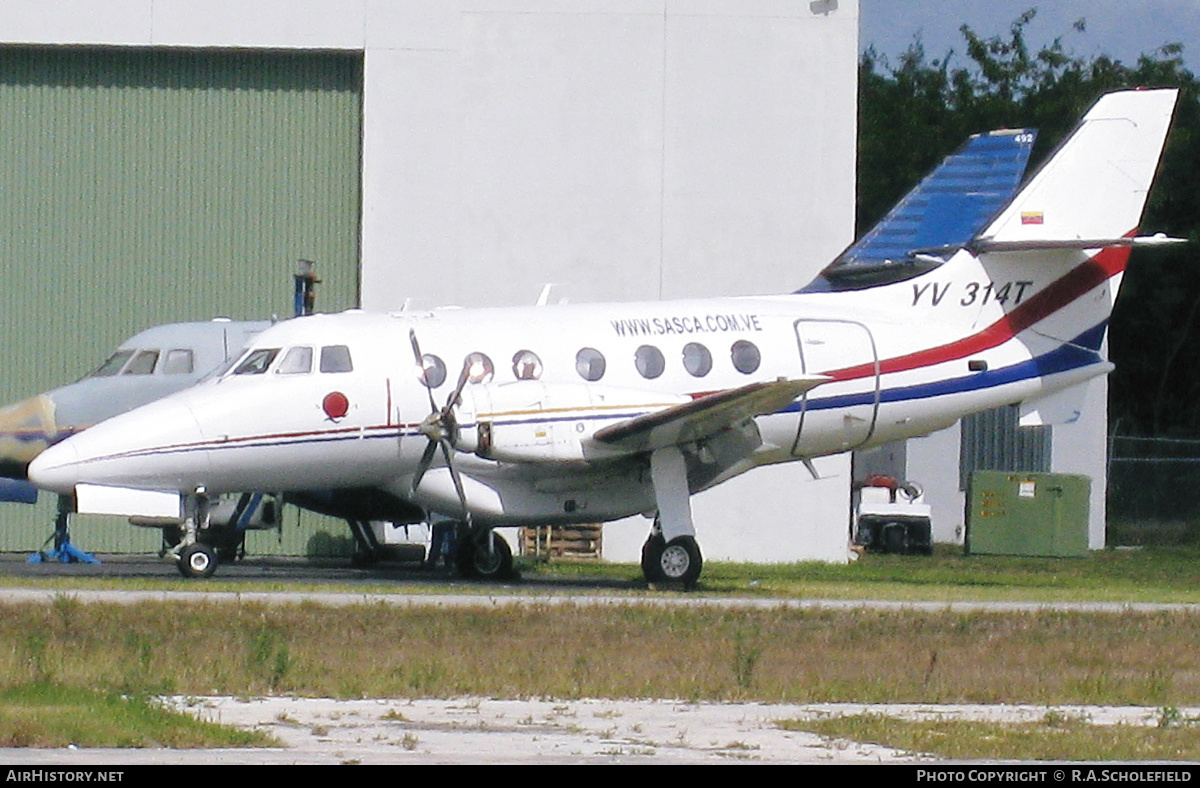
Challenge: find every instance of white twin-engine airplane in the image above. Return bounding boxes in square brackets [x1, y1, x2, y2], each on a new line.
[28, 89, 1182, 584]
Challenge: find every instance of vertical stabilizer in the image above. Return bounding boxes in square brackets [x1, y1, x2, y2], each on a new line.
[976, 89, 1178, 247]
[803, 128, 1035, 291]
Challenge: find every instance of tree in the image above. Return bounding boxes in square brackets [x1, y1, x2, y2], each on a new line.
[858, 9, 1200, 437]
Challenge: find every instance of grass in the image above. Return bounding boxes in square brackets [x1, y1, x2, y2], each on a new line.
[2, 599, 1200, 706]
[9, 544, 1200, 603]
[6, 546, 1200, 753]
[0, 682, 276, 748]
[524, 544, 1200, 603]
[780, 712, 1200, 761]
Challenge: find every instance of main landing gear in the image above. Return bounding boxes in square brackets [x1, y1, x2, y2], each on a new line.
[458, 527, 514, 580]
[640, 525, 703, 588]
[641, 446, 704, 588]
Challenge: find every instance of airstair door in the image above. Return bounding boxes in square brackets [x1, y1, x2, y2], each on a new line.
[791, 319, 880, 455]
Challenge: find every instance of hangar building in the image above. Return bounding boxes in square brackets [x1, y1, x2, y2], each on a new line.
[0, 0, 861, 561]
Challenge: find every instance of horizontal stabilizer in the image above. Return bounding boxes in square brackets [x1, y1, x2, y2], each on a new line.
[591, 376, 828, 453]
[972, 233, 1187, 254]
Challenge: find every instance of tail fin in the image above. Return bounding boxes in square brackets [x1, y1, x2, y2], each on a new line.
[803, 128, 1035, 291]
[973, 88, 1179, 252]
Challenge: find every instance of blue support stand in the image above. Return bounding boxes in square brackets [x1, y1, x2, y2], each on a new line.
[28, 496, 99, 564]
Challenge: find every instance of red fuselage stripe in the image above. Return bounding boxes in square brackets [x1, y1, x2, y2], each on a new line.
[826, 245, 1130, 382]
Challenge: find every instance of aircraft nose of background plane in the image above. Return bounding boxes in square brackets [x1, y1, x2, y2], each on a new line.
[0, 393, 60, 480]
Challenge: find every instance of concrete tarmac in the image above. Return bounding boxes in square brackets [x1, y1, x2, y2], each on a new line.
[0, 696, 1189, 765]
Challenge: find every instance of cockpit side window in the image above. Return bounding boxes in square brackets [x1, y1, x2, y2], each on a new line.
[92, 349, 135, 377]
[320, 345, 353, 373]
[162, 349, 194, 375]
[233, 348, 280, 375]
[122, 350, 159, 375]
[278, 346, 313, 375]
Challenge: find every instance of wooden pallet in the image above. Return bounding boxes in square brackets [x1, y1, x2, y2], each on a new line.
[520, 523, 602, 561]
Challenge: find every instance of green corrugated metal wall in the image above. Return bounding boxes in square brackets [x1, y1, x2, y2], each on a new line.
[0, 46, 364, 555]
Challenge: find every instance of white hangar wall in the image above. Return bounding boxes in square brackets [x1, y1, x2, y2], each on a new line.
[357, 1, 861, 563]
[4, 0, 860, 563]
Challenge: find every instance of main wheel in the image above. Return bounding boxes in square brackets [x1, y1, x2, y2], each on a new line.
[459, 531, 514, 580]
[641, 532, 666, 582]
[643, 534, 702, 587]
[177, 542, 218, 579]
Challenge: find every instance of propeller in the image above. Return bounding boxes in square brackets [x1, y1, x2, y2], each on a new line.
[409, 329, 474, 531]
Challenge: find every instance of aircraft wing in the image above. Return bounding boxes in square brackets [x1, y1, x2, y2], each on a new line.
[590, 376, 827, 453]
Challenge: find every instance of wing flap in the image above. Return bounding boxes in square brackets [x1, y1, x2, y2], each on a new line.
[590, 376, 827, 453]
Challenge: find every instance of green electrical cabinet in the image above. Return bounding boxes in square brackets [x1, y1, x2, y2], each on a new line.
[966, 471, 1091, 557]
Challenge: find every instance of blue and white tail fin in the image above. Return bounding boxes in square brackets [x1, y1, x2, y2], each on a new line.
[801, 127, 1036, 292]
[847, 128, 1036, 263]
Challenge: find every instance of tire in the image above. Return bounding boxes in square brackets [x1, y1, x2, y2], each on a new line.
[459, 531, 514, 580]
[644, 534, 702, 587]
[882, 522, 907, 554]
[658, 535, 702, 586]
[641, 533, 666, 582]
[177, 542, 218, 579]
[351, 549, 380, 568]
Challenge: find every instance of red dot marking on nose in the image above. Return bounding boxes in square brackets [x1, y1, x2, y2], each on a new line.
[323, 391, 349, 420]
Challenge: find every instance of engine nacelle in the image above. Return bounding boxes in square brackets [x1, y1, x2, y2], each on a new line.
[454, 381, 688, 462]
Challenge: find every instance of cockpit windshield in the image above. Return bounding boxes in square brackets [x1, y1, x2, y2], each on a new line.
[91, 349, 135, 377]
[232, 348, 280, 375]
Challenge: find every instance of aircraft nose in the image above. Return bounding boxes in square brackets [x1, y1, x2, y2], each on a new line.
[26, 438, 79, 494]
[27, 396, 209, 495]
[0, 394, 59, 479]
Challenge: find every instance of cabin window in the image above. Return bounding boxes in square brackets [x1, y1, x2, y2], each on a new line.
[682, 342, 712, 377]
[635, 345, 665, 379]
[320, 345, 354, 373]
[92, 349, 134, 377]
[465, 352, 494, 384]
[731, 340, 761, 374]
[418, 354, 447, 388]
[575, 348, 606, 381]
[233, 348, 280, 375]
[277, 347, 313, 375]
[162, 349, 194, 375]
[512, 350, 543, 381]
[122, 350, 159, 375]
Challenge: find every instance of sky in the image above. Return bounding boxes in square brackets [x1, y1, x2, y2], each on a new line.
[858, 0, 1200, 72]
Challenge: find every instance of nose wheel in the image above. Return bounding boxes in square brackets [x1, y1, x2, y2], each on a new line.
[177, 542, 218, 579]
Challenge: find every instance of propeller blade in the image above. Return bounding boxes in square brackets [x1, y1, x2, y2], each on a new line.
[409, 328, 438, 413]
[408, 327, 423, 365]
[439, 438, 473, 530]
[442, 358, 472, 419]
[410, 438, 439, 494]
